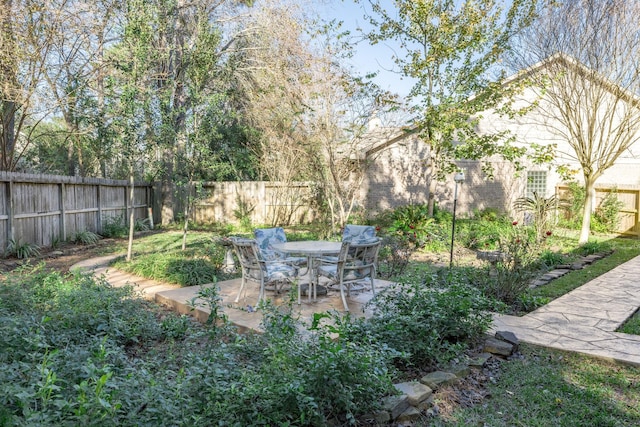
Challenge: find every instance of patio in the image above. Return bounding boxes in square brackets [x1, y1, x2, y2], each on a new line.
[155, 275, 397, 333]
[71, 254, 397, 334]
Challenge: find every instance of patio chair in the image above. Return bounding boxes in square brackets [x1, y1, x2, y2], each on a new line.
[320, 224, 379, 263]
[254, 227, 307, 268]
[231, 238, 299, 305]
[316, 238, 381, 312]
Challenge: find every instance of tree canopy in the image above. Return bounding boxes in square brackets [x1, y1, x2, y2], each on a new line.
[507, 0, 640, 243]
[356, 0, 540, 215]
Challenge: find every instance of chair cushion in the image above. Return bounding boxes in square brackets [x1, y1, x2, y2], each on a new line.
[265, 262, 298, 280]
[342, 224, 377, 244]
[317, 264, 370, 282]
[254, 227, 288, 261]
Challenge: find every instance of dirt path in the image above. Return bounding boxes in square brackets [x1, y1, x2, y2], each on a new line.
[0, 239, 122, 273]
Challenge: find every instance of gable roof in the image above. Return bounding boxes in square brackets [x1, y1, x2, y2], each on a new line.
[503, 52, 640, 107]
[359, 53, 640, 157]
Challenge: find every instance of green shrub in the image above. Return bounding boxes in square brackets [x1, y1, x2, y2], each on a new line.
[538, 249, 566, 268]
[134, 217, 152, 232]
[517, 293, 551, 312]
[385, 203, 448, 251]
[0, 264, 397, 425]
[377, 233, 414, 279]
[574, 240, 612, 256]
[592, 189, 624, 233]
[456, 216, 511, 250]
[69, 230, 101, 245]
[472, 222, 541, 305]
[477, 263, 537, 306]
[166, 258, 218, 286]
[113, 252, 218, 287]
[100, 215, 128, 238]
[343, 274, 496, 369]
[472, 207, 503, 222]
[6, 238, 40, 259]
[558, 181, 585, 229]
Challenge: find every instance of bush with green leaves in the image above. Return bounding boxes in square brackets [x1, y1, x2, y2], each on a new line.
[100, 215, 128, 238]
[456, 215, 511, 250]
[341, 271, 497, 369]
[474, 222, 541, 305]
[134, 217, 152, 232]
[558, 183, 624, 234]
[538, 249, 567, 269]
[574, 240, 612, 256]
[558, 181, 585, 229]
[377, 233, 414, 279]
[69, 230, 101, 245]
[5, 238, 40, 259]
[0, 264, 398, 425]
[384, 203, 448, 251]
[592, 189, 624, 233]
[113, 252, 218, 287]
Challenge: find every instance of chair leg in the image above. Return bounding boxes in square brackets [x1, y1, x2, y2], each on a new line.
[235, 275, 247, 303]
[339, 279, 349, 312]
[258, 277, 265, 304]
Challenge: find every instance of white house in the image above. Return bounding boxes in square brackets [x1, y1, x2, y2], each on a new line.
[358, 54, 640, 234]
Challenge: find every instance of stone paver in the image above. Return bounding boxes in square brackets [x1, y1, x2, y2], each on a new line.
[73, 253, 640, 366]
[492, 254, 640, 366]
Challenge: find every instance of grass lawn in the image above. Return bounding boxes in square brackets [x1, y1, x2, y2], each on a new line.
[432, 344, 640, 426]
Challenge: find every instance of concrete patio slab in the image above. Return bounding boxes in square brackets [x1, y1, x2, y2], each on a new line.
[71, 254, 396, 333]
[73, 253, 640, 366]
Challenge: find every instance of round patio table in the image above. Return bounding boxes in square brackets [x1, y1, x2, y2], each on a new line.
[272, 241, 342, 303]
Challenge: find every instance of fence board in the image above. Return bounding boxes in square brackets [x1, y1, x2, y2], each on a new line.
[0, 172, 153, 252]
[556, 185, 640, 236]
[188, 181, 317, 226]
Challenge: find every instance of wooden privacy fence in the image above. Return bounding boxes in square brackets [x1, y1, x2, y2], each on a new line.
[0, 172, 154, 251]
[556, 184, 640, 236]
[187, 181, 318, 226]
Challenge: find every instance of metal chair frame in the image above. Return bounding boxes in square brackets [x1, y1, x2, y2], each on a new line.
[231, 238, 299, 305]
[316, 239, 381, 312]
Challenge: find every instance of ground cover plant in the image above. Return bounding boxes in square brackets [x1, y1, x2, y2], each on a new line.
[110, 230, 236, 285]
[0, 263, 400, 425]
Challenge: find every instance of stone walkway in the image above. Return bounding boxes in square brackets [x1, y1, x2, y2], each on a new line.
[492, 254, 640, 366]
[72, 254, 640, 366]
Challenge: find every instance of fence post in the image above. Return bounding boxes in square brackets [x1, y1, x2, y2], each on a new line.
[97, 184, 102, 233]
[6, 179, 13, 248]
[60, 183, 66, 241]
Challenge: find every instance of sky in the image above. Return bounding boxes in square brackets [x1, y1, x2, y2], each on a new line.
[319, 1, 417, 99]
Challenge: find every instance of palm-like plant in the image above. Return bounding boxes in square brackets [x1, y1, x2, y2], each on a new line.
[513, 192, 557, 242]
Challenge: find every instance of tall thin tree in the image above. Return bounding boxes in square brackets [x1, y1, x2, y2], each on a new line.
[507, 0, 640, 243]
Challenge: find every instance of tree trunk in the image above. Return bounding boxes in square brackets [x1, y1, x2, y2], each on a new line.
[126, 173, 135, 262]
[427, 158, 439, 217]
[1, 100, 16, 170]
[182, 182, 191, 251]
[579, 176, 596, 244]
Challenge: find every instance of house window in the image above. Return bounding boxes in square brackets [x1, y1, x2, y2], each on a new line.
[526, 171, 547, 198]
